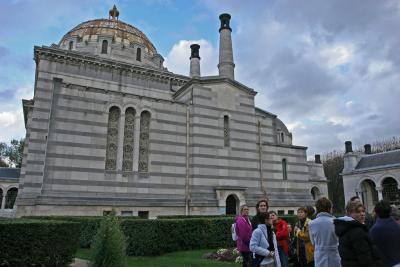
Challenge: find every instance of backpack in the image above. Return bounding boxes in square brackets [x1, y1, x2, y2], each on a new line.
[231, 223, 238, 241]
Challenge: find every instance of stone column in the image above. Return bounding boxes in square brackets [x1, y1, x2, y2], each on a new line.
[218, 13, 235, 80]
[1, 195, 6, 210]
[133, 115, 141, 172]
[189, 44, 201, 78]
[116, 113, 125, 177]
[376, 187, 383, 201]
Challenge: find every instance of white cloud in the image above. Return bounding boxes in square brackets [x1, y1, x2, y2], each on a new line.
[0, 111, 17, 127]
[320, 44, 355, 68]
[164, 39, 218, 76]
[367, 60, 392, 76]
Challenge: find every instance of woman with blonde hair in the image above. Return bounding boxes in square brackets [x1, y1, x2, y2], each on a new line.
[334, 200, 382, 267]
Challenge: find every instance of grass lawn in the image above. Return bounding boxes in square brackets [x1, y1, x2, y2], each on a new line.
[76, 248, 240, 267]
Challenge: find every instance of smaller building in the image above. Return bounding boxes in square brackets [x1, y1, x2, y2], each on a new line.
[342, 141, 400, 212]
[0, 168, 20, 218]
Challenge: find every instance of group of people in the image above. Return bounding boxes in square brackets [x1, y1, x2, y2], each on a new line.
[234, 197, 400, 267]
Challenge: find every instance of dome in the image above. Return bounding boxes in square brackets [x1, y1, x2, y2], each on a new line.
[59, 18, 157, 56]
[59, 5, 157, 57]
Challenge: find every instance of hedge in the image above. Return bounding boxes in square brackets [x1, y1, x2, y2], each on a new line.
[0, 219, 80, 267]
[121, 218, 234, 256]
[24, 216, 139, 248]
[157, 215, 235, 219]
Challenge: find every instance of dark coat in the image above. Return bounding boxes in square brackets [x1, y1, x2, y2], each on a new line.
[369, 217, 400, 267]
[251, 214, 261, 231]
[334, 217, 382, 267]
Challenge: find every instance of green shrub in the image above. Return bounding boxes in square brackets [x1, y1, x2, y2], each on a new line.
[121, 218, 234, 256]
[24, 216, 139, 248]
[0, 219, 80, 267]
[157, 215, 235, 219]
[91, 216, 127, 267]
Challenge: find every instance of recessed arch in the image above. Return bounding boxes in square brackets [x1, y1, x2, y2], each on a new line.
[122, 107, 136, 171]
[101, 40, 108, 54]
[226, 194, 239, 215]
[381, 177, 400, 205]
[105, 106, 121, 170]
[0, 187, 3, 209]
[311, 186, 321, 200]
[138, 110, 151, 172]
[359, 179, 378, 213]
[5, 187, 18, 209]
[136, 47, 142, 61]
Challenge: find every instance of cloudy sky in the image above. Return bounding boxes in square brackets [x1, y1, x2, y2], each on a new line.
[0, 0, 399, 157]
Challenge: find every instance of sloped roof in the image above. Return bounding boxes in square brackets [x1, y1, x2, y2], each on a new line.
[0, 168, 20, 180]
[355, 149, 400, 170]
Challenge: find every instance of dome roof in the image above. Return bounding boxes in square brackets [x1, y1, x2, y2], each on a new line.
[59, 9, 157, 56]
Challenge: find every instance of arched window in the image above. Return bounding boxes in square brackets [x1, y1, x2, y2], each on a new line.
[122, 108, 136, 171]
[101, 40, 108, 54]
[68, 41, 73, 51]
[136, 47, 142, 61]
[226, 194, 238, 215]
[0, 188, 3, 208]
[5, 188, 18, 209]
[360, 179, 378, 212]
[282, 158, 287, 180]
[105, 106, 121, 170]
[138, 111, 151, 172]
[311, 187, 321, 200]
[382, 177, 400, 205]
[224, 115, 230, 147]
[281, 132, 284, 143]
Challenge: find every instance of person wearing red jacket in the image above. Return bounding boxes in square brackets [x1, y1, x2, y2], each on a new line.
[270, 211, 289, 267]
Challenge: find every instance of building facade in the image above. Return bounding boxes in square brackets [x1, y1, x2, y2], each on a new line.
[16, 7, 328, 218]
[0, 168, 19, 218]
[342, 141, 400, 212]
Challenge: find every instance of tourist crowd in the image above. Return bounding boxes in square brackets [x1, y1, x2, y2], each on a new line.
[234, 197, 400, 267]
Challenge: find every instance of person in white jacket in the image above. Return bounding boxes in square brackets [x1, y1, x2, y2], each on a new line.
[250, 212, 281, 267]
[309, 197, 341, 267]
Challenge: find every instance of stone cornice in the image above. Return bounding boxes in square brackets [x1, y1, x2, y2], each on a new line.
[173, 76, 258, 99]
[34, 45, 189, 86]
[262, 141, 308, 150]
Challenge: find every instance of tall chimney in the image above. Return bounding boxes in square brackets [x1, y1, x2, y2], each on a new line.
[345, 141, 353, 153]
[189, 44, 201, 78]
[364, 144, 372, 154]
[315, 154, 321, 164]
[218, 13, 235, 80]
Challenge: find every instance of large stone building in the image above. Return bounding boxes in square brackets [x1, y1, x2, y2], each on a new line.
[16, 6, 328, 218]
[342, 141, 400, 212]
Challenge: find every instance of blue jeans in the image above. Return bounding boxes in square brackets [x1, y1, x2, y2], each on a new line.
[278, 246, 289, 267]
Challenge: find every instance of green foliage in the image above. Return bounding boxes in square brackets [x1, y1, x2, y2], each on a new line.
[0, 219, 80, 267]
[0, 139, 24, 167]
[157, 215, 235, 219]
[91, 216, 127, 267]
[121, 218, 234, 256]
[279, 215, 298, 227]
[24, 216, 139, 248]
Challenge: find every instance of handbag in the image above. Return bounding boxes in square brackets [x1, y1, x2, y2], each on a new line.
[252, 253, 265, 267]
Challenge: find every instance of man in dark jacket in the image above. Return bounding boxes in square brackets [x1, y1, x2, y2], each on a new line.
[369, 200, 400, 267]
[251, 199, 269, 230]
[334, 200, 381, 267]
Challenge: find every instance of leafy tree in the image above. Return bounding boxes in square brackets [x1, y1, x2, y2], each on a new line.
[91, 215, 127, 267]
[0, 142, 9, 167]
[4, 139, 24, 168]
